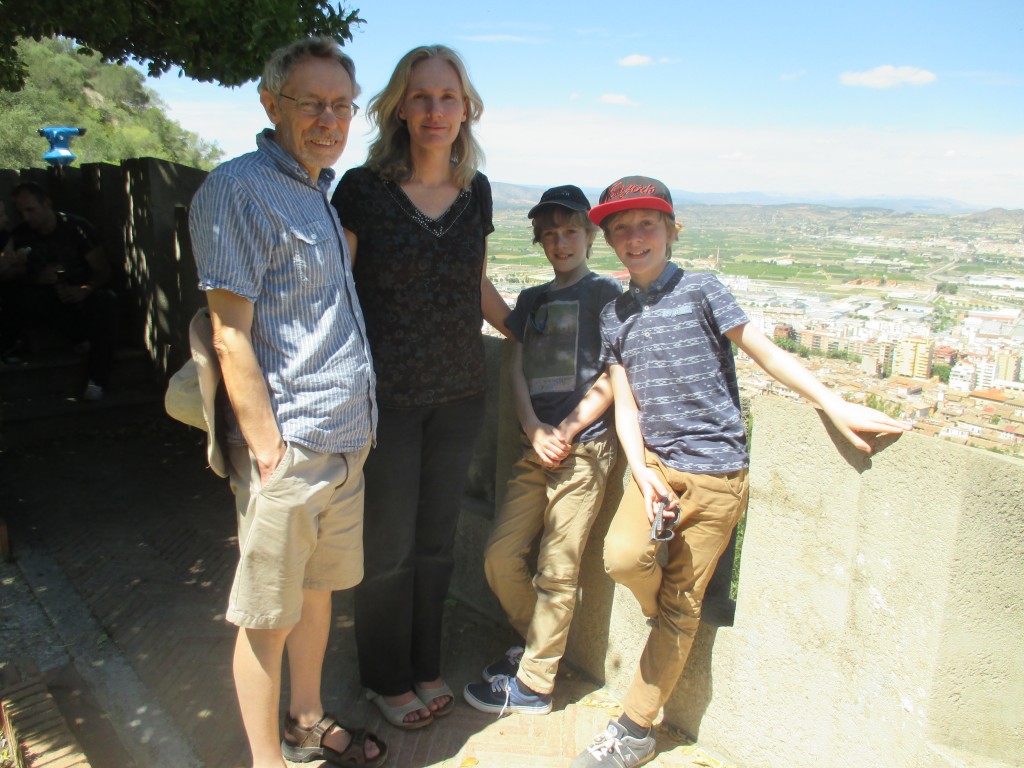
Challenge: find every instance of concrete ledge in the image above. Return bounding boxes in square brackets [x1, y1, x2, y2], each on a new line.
[452, 386, 1023, 767]
[687, 396, 1024, 768]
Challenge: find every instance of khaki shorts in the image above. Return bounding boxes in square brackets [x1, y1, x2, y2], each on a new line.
[225, 440, 369, 629]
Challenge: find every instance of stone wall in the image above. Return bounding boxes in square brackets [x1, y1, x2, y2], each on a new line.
[121, 158, 208, 372]
[691, 396, 1023, 767]
[454, 392, 1023, 768]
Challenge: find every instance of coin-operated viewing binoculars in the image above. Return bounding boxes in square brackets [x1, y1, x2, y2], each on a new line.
[38, 126, 87, 167]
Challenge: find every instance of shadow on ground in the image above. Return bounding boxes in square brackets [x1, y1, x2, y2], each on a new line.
[1, 410, 725, 767]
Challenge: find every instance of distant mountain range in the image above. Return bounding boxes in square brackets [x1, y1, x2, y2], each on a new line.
[489, 181, 1018, 217]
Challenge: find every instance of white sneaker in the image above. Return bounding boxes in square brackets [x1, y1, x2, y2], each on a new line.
[482, 646, 524, 682]
[82, 381, 104, 401]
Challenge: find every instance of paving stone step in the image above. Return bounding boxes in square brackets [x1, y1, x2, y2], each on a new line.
[0, 665, 92, 768]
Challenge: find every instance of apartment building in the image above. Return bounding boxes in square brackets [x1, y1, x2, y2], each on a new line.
[892, 336, 933, 379]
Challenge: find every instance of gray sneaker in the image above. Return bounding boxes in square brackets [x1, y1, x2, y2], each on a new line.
[482, 645, 523, 682]
[571, 720, 656, 768]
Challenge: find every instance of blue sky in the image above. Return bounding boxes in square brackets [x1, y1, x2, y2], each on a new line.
[146, 0, 1024, 208]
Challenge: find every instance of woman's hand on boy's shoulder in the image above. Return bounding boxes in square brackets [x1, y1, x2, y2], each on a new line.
[822, 399, 910, 454]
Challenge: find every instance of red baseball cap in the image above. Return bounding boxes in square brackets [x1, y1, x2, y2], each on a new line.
[588, 175, 674, 225]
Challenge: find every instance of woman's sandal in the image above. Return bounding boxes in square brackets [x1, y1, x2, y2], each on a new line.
[281, 713, 387, 767]
[414, 681, 456, 718]
[365, 689, 434, 730]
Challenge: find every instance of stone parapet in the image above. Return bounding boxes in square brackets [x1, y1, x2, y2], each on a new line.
[452, 364, 1023, 768]
[688, 396, 1023, 767]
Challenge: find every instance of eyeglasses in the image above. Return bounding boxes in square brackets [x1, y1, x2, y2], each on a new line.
[278, 93, 360, 120]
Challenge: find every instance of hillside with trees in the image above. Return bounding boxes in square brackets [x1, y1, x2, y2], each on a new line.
[0, 38, 223, 171]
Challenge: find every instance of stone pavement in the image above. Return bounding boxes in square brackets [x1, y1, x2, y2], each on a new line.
[1, 411, 732, 768]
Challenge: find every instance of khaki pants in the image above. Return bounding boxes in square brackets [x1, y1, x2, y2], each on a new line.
[604, 451, 748, 725]
[484, 433, 617, 694]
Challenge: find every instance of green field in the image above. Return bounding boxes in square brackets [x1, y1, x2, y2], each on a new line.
[483, 205, 1013, 292]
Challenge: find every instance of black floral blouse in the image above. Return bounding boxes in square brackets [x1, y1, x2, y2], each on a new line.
[332, 166, 494, 409]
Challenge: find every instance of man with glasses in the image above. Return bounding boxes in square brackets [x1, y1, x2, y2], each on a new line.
[188, 37, 385, 768]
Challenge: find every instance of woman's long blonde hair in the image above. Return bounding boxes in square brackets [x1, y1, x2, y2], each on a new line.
[365, 45, 485, 189]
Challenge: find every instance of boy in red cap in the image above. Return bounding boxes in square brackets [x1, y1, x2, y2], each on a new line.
[572, 175, 907, 767]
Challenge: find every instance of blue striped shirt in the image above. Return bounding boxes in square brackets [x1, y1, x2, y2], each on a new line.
[600, 262, 749, 473]
[189, 130, 376, 454]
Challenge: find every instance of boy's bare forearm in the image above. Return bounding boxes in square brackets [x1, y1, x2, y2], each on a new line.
[510, 342, 542, 432]
[559, 373, 613, 442]
[727, 322, 908, 452]
[207, 290, 285, 476]
[609, 365, 647, 471]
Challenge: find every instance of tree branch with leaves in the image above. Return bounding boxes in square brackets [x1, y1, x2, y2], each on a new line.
[0, 0, 363, 91]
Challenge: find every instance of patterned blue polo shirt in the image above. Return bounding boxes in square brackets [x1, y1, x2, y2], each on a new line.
[599, 262, 750, 473]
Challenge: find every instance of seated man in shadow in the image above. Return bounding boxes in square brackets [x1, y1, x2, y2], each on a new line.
[1, 182, 117, 399]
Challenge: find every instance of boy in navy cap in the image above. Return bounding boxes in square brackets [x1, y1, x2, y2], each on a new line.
[464, 185, 621, 715]
[572, 176, 907, 767]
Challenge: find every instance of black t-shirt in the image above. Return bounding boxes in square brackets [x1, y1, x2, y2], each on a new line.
[507, 272, 621, 443]
[332, 166, 494, 409]
[12, 212, 100, 286]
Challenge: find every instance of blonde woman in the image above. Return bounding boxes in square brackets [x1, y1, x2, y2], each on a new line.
[331, 45, 509, 730]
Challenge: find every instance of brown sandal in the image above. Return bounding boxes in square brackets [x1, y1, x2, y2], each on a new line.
[281, 713, 388, 767]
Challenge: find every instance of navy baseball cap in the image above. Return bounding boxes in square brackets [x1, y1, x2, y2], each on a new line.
[528, 185, 591, 218]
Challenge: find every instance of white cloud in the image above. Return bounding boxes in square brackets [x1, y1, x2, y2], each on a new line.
[619, 54, 653, 67]
[658, 57, 677, 65]
[598, 93, 638, 106]
[781, 69, 807, 81]
[840, 65, 937, 89]
[477, 108, 1024, 208]
[153, 78, 1024, 210]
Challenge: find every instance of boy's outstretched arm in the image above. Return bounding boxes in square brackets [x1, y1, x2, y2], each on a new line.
[558, 372, 613, 443]
[726, 323, 910, 453]
[511, 342, 570, 468]
[609, 364, 678, 521]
